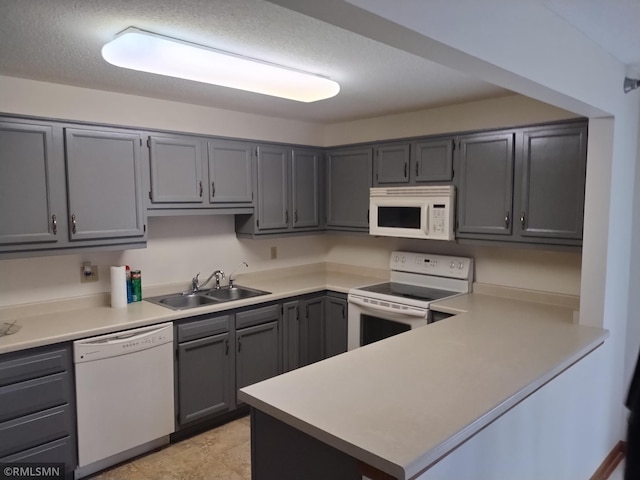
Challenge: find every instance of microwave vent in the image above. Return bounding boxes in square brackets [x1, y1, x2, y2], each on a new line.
[370, 186, 455, 197]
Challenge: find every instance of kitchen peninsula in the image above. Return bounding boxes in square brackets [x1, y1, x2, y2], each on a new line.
[238, 293, 608, 480]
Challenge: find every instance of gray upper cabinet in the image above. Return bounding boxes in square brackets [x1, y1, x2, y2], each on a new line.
[291, 148, 321, 229]
[456, 132, 515, 237]
[208, 139, 253, 205]
[373, 138, 454, 186]
[456, 121, 588, 246]
[148, 134, 204, 204]
[65, 127, 145, 241]
[326, 147, 373, 231]
[374, 143, 410, 184]
[235, 145, 322, 236]
[412, 138, 454, 183]
[516, 124, 587, 242]
[0, 120, 64, 247]
[256, 144, 290, 231]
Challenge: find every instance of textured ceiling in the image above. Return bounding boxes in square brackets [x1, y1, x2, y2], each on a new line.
[0, 0, 510, 124]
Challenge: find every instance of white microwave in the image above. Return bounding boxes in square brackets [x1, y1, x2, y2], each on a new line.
[369, 186, 455, 240]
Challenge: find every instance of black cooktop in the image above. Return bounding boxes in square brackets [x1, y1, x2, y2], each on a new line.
[356, 282, 457, 302]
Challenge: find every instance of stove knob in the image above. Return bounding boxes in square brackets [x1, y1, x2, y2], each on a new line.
[458, 262, 464, 269]
[401, 256, 406, 263]
[449, 261, 456, 269]
[394, 255, 399, 263]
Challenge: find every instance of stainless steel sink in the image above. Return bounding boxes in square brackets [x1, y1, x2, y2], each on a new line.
[202, 285, 270, 302]
[147, 293, 219, 310]
[145, 285, 270, 311]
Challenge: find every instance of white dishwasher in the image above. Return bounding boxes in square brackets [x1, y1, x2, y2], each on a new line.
[74, 323, 175, 479]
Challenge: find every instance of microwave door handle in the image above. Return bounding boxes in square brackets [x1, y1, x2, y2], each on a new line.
[348, 297, 427, 318]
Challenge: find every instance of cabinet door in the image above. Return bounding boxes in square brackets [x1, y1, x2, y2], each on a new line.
[374, 143, 410, 185]
[326, 148, 373, 230]
[236, 321, 280, 392]
[324, 296, 347, 359]
[518, 125, 587, 241]
[300, 297, 325, 366]
[65, 128, 145, 241]
[256, 145, 290, 231]
[412, 138, 454, 183]
[457, 132, 514, 236]
[0, 121, 61, 246]
[291, 149, 320, 229]
[282, 301, 301, 372]
[148, 134, 203, 204]
[177, 332, 231, 426]
[208, 139, 253, 204]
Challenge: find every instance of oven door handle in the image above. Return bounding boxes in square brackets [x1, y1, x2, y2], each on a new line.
[348, 297, 427, 318]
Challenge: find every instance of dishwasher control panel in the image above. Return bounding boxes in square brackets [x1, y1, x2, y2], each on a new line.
[74, 323, 173, 363]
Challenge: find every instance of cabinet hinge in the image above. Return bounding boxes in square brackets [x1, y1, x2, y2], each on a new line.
[146, 138, 151, 148]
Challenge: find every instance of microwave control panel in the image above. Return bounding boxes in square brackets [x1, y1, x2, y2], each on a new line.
[390, 251, 473, 279]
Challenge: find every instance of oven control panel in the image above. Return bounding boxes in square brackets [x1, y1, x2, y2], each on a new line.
[390, 251, 473, 279]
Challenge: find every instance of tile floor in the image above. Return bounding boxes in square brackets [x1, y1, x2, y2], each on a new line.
[88, 416, 251, 480]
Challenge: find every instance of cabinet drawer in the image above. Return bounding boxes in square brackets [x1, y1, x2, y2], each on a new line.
[235, 304, 280, 330]
[0, 405, 72, 458]
[177, 315, 230, 343]
[0, 372, 70, 422]
[1, 436, 76, 479]
[0, 346, 70, 387]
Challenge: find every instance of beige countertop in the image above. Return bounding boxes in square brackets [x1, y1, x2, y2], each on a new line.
[0, 263, 387, 354]
[238, 291, 607, 480]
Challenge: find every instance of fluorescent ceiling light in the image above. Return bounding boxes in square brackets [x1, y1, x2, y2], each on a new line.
[102, 27, 340, 103]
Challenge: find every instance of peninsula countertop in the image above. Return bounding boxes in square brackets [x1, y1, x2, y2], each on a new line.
[238, 292, 607, 480]
[0, 263, 387, 354]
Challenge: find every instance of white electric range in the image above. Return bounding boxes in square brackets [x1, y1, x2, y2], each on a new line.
[347, 251, 474, 350]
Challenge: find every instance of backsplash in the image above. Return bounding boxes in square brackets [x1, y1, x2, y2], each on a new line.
[0, 215, 581, 308]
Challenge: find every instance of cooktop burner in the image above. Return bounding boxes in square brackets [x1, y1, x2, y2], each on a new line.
[357, 282, 458, 302]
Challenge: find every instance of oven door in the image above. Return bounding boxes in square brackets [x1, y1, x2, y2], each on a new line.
[347, 294, 429, 350]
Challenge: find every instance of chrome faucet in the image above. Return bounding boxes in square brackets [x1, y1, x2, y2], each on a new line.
[228, 262, 248, 289]
[188, 269, 225, 293]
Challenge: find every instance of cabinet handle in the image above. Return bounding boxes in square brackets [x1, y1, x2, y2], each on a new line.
[71, 214, 77, 234]
[237, 338, 242, 352]
[367, 209, 370, 223]
[51, 215, 57, 235]
[225, 340, 229, 356]
[306, 305, 309, 318]
[504, 211, 510, 228]
[520, 212, 526, 229]
[404, 162, 408, 178]
[341, 306, 345, 318]
[415, 162, 419, 177]
[285, 210, 289, 224]
[294, 210, 298, 224]
[211, 181, 215, 197]
[199, 181, 203, 197]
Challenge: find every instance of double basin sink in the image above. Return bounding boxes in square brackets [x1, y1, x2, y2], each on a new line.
[145, 285, 270, 311]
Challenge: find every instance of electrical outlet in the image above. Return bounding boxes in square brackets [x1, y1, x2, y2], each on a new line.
[270, 246, 278, 260]
[81, 262, 99, 283]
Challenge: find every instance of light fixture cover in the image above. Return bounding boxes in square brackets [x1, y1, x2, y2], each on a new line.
[102, 28, 340, 103]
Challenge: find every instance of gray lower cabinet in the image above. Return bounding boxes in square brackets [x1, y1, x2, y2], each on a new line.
[326, 147, 373, 231]
[324, 294, 348, 359]
[235, 305, 281, 403]
[0, 344, 76, 479]
[456, 121, 587, 246]
[175, 315, 232, 428]
[282, 293, 348, 372]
